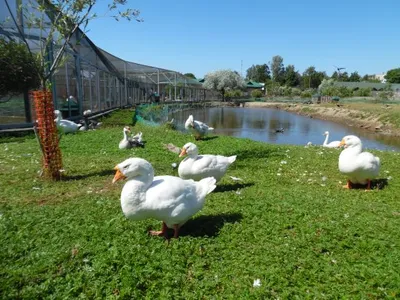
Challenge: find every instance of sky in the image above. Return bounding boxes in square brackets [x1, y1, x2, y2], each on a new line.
[85, 0, 400, 79]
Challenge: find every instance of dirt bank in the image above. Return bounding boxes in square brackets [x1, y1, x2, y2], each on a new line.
[244, 102, 400, 137]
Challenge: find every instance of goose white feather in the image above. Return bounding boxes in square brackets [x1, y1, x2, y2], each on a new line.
[54, 110, 80, 134]
[178, 142, 237, 182]
[185, 115, 214, 140]
[113, 157, 216, 237]
[338, 135, 380, 189]
[323, 131, 341, 148]
[131, 131, 143, 143]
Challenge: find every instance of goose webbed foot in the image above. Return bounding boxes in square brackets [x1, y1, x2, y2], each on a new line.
[149, 222, 168, 238]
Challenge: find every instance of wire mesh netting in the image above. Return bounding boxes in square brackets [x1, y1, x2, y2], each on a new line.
[0, 0, 218, 129]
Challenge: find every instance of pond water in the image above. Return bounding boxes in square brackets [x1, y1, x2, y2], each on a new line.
[170, 107, 400, 151]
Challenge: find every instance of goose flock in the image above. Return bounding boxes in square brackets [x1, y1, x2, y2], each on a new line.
[54, 109, 102, 135]
[112, 113, 381, 239]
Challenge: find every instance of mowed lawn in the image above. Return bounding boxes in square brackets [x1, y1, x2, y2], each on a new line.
[1, 109, 399, 299]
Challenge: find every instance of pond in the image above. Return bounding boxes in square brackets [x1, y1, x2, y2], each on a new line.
[170, 107, 400, 151]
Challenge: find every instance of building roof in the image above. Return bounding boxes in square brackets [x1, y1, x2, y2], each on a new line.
[246, 81, 264, 88]
[334, 81, 400, 90]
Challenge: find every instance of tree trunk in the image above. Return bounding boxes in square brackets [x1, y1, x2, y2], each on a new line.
[32, 89, 63, 180]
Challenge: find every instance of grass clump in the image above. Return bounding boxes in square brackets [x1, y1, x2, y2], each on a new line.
[1, 109, 400, 298]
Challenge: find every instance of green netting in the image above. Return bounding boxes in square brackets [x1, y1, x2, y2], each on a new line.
[135, 103, 210, 128]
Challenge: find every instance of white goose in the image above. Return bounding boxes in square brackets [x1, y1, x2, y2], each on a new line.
[185, 115, 214, 140]
[322, 131, 341, 148]
[54, 110, 80, 134]
[119, 126, 144, 149]
[338, 135, 380, 190]
[178, 142, 237, 182]
[112, 157, 216, 238]
[131, 131, 143, 144]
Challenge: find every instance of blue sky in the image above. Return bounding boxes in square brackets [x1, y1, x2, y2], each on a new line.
[86, 0, 400, 79]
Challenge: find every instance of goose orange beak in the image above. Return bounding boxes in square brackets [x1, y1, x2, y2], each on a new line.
[112, 166, 126, 183]
[338, 139, 346, 148]
[179, 148, 187, 157]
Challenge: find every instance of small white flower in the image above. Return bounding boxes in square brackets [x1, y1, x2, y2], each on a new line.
[307, 178, 312, 182]
[171, 163, 177, 168]
[83, 258, 90, 263]
[331, 259, 337, 264]
[320, 183, 326, 187]
[87, 190, 93, 194]
[277, 173, 281, 176]
[300, 157, 304, 160]
[32, 187, 41, 190]
[296, 179, 300, 182]
[230, 176, 243, 181]
[253, 279, 261, 287]
[385, 170, 390, 174]
[235, 189, 241, 195]
[280, 160, 287, 165]
[278, 167, 282, 171]
[387, 176, 393, 180]
[322, 176, 327, 182]
[338, 181, 343, 184]
[59, 169, 65, 173]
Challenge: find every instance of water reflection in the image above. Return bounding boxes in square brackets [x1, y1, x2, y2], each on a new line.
[170, 107, 400, 151]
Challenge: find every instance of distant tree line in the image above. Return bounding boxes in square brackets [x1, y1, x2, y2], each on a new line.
[243, 55, 400, 98]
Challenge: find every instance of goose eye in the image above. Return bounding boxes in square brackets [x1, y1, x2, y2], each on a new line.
[123, 165, 129, 169]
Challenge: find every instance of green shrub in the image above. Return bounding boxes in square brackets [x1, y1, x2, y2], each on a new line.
[291, 87, 302, 97]
[232, 89, 243, 97]
[353, 87, 372, 97]
[300, 89, 314, 98]
[251, 89, 263, 98]
[0, 37, 41, 98]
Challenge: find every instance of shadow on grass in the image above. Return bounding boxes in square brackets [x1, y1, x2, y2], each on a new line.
[62, 169, 115, 181]
[196, 135, 219, 141]
[179, 212, 243, 237]
[214, 182, 254, 193]
[348, 178, 389, 190]
[234, 147, 286, 160]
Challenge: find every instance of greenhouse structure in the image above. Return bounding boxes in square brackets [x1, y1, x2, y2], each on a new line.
[0, 0, 215, 130]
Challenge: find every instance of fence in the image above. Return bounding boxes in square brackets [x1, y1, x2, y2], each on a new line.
[0, 0, 219, 130]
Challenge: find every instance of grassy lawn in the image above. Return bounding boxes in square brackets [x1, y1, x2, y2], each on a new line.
[1, 109, 400, 298]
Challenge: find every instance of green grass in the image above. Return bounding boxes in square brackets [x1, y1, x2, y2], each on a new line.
[1, 109, 400, 299]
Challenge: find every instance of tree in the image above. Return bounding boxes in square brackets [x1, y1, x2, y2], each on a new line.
[5, 0, 142, 180]
[184, 73, 196, 79]
[246, 64, 270, 82]
[385, 68, 400, 83]
[349, 71, 361, 82]
[302, 66, 326, 89]
[362, 74, 381, 83]
[340, 72, 349, 82]
[331, 71, 339, 80]
[203, 70, 245, 101]
[284, 64, 300, 87]
[14, 0, 143, 89]
[271, 55, 285, 85]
